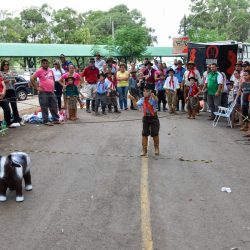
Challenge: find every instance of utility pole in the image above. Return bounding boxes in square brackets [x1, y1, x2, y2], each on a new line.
[183, 14, 187, 36]
[110, 17, 115, 39]
[112, 20, 115, 39]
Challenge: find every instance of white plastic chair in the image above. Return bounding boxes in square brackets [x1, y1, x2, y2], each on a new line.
[213, 99, 237, 128]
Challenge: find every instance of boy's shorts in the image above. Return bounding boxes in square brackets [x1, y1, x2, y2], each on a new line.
[142, 115, 160, 137]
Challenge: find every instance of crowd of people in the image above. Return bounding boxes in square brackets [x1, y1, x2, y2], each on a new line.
[0, 53, 249, 143]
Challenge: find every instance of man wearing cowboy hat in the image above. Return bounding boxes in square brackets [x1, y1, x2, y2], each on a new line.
[182, 61, 202, 101]
[175, 60, 186, 111]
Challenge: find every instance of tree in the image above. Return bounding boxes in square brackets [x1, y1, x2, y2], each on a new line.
[83, 4, 156, 45]
[179, 0, 250, 42]
[114, 24, 148, 61]
[0, 17, 25, 42]
[52, 7, 81, 44]
[20, 4, 53, 43]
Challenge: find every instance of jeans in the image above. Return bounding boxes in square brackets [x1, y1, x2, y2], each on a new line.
[0, 99, 12, 126]
[5, 89, 21, 123]
[117, 86, 128, 109]
[54, 81, 63, 110]
[207, 94, 221, 118]
[38, 92, 59, 123]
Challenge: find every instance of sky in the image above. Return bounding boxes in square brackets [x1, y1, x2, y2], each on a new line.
[0, 0, 191, 46]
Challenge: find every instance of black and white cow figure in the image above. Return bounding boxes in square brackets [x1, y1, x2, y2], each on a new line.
[0, 152, 32, 202]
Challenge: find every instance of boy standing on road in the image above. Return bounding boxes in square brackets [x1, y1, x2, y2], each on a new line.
[164, 68, 179, 114]
[65, 76, 82, 121]
[137, 85, 160, 156]
[94, 73, 109, 115]
[155, 72, 167, 112]
[186, 77, 201, 119]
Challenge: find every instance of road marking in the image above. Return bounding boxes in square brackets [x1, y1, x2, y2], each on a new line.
[141, 156, 153, 250]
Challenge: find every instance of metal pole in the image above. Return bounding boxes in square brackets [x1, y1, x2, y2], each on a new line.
[112, 20, 115, 39]
[183, 15, 187, 36]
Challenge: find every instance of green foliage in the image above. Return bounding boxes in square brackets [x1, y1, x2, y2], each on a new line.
[20, 4, 52, 42]
[179, 0, 250, 42]
[0, 4, 156, 60]
[0, 17, 25, 42]
[114, 24, 148, 61]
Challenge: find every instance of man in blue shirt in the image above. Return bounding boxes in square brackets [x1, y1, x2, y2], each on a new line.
[94, 73, 109, 115]
[137, 84, 160, 156]
[175, 60, 186, 111]
[59, 54, 72, 72]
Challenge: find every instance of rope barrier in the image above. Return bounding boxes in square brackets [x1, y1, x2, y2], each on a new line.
[1, 147, 214, 163]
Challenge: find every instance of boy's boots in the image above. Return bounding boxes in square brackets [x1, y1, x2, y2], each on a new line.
[140, 136, 148, 156]
[153, 136, 160, 155]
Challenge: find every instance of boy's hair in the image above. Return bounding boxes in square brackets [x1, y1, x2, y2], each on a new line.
[144, 84, 152, 91]
[65, 76, 75, 82]
[98, 73, 106, 79]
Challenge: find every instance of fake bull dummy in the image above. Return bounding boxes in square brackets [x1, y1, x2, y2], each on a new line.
[0, 152, 32, 202]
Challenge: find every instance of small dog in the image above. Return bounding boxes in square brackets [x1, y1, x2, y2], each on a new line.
[0, 152, 32, 202]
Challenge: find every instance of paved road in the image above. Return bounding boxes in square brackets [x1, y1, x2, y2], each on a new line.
[0, 110, 249, 250]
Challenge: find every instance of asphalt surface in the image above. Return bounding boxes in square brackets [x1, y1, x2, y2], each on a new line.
[0, 109, 249, 250]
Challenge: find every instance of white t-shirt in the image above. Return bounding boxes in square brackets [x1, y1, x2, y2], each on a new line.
[52, 68, 65, 82]
[164, 76, 180, 91]
[95, 59, 106, 71]
[183, 69, 202, 86]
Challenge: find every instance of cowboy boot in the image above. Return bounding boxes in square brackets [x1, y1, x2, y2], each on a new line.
[140, 136, 148, 156]
[153, 136, 160, 155]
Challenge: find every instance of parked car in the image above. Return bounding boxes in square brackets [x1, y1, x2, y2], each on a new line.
[14, 76, 30, 101]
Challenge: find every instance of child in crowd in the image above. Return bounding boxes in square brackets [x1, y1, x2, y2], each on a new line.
[65, 77, 82, 120]
[137, 85, 160, 156]
[232, 70, 243, 126]
[237, 69, 250, 133]
[227, 81, 234, 106]
[105, 70, 120, 113]
[95, 73, 109, 115]
[137, 72, 146, 97]
[128, 70, 139, 110]
[186, 77, 201, 119]
[164, 68, 179, 114]
[155, 72, 167, 112]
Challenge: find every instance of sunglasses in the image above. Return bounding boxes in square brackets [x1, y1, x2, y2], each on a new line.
[4, 63, 9, 66]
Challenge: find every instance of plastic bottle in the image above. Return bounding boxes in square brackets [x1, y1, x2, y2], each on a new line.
[1, 120, 7, 134]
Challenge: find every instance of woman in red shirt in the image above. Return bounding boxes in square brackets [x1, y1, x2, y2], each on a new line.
[186, 77, 201, 119]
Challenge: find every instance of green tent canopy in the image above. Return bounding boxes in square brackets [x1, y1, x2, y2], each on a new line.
[0, 43, 174, 57]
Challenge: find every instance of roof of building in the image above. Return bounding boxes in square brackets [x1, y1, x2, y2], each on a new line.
[0, 43, 175, 57]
